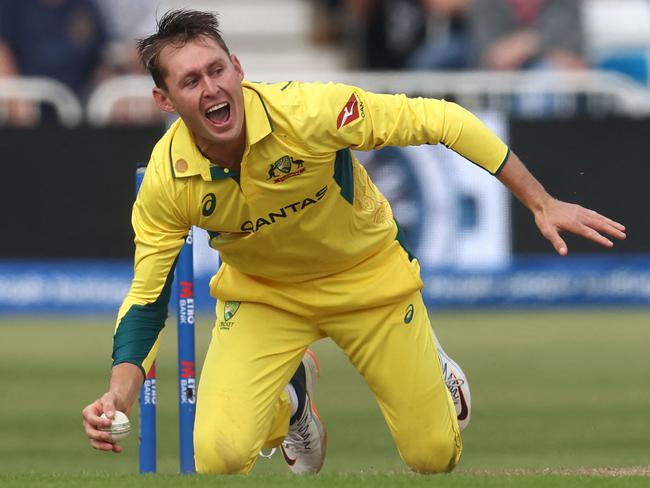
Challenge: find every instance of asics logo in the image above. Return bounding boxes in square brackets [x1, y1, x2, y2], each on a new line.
[201, 193, 217, 216]
[336, 93, 361, 129]
[404, 304, 414, 324]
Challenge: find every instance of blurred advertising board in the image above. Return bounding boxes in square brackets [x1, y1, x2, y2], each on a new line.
[1, 115, 648, 312]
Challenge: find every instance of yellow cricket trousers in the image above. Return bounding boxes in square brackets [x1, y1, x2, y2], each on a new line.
[194, 245, 462, 474]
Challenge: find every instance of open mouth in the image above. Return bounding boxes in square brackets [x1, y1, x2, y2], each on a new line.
[205, 102, 231, 126]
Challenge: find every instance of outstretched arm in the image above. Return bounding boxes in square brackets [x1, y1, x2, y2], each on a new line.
[81, 158, 189, 453]
[498, 151, 626, 255]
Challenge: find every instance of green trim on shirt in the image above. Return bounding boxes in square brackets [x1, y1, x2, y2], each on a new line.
[169, 138, 176, 178]
[394, 219, 416, 261]
[112, 257, 178, 373]
[257, 92, 274, 132]
[334, 148, 355, 204]
[461, 146, 510, 176]
[493, 147, 510, 176]
[210, 165, 240, 181]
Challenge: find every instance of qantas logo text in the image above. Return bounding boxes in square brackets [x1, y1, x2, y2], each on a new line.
[240, 186, 328, 233]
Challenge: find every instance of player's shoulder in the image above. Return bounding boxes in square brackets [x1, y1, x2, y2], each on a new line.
[244, 80, 363, 107]
[145, 118, 184, 185]
[243, 80, 366, 131]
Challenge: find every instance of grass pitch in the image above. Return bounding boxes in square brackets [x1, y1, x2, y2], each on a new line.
[1, 309, 649, 487]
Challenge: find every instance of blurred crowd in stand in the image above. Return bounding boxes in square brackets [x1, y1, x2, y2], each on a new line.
[312, 0, 587, 72]
[310, 0, 650, 116]
[0, 0, 161, 125]
[1, 0, 649, 126]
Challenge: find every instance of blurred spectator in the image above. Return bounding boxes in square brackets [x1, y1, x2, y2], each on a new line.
[0, 0, 109, 125]
[91, 0, 163, 124]
[405, 0, 471, 70]
[92, 0, 156, 76]
[345, 0, 428, 69]
[469, 0, 586, 71]
[469, 0, 587, 116]
[310, 0, 345, 45]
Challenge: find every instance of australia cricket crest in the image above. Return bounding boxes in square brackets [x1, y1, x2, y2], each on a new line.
[267, 155, 305, 183]
[224, 301, 240, 321]
[220, 301, 241, 330]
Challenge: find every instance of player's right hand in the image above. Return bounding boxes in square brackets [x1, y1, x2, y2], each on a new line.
[81, 392, 123, 453]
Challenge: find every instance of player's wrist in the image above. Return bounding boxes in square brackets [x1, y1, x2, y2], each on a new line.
[108, 363, 145, 412]
[528, 193, 555, 215]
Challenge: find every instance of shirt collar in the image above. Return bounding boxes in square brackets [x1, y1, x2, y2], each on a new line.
[169, 82, 273, 181]
[242, 81, 274, 146]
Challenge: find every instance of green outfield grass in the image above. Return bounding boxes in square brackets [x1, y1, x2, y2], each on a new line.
[1, 309, 649, 487]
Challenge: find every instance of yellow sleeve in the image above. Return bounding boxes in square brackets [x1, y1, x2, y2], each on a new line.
[291, 82, 509, 174]
[112, 155, 190, 376]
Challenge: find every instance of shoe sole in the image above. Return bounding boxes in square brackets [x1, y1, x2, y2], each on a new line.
[302, 349, 328, 473]
[438, 347, 471, 430]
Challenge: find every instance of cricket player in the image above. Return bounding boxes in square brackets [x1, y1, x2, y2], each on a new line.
[81, 9, 626, 475]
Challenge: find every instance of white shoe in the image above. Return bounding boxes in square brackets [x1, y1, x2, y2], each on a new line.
[280, 350, 327, 474]
[438, 347, 471, 431]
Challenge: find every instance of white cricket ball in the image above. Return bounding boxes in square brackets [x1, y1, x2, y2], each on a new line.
[99, 410, 131, 442]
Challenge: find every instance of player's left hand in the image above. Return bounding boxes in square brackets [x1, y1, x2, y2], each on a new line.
[533, 198, 626, 255]
[82, 394, 123, 453]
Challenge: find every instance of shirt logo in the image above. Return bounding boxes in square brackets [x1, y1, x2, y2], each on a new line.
[201, 193, 217, 216]
[224, 301, 240, 321]
[281, 445, 297, 466]
[240, 186, 328, 233]
[404, 304, 414, 324]
[267, 155, 305, 184]
[220, 301, 241, 330]
[337, 93, 361, 129]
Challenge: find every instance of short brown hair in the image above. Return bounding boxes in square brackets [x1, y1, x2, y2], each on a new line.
[137, 9, 231, 89]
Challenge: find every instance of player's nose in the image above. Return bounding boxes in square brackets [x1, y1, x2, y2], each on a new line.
[201, 77, 220, 98]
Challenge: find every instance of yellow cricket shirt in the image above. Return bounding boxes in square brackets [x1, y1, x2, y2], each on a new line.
[112, 80, 509, 373]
